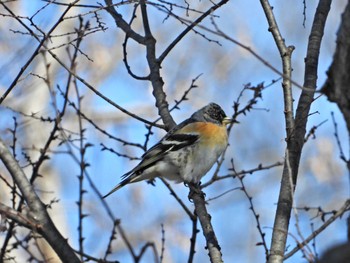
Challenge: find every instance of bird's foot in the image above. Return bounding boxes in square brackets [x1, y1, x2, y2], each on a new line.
[146, 178, 156, 186]
[187, 182, 206, 202]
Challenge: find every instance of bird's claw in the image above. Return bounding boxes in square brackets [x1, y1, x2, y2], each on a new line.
[187, 182, 205, 202]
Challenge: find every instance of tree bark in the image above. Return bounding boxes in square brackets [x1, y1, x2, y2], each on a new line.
[322, 1, 350, 132]
[268, 0, 332, 262]
[0, 138, 80, 263]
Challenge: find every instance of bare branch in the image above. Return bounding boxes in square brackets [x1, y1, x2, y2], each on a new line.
[0, 137, 80, 262]
[189, 184, 223, 263]
[284, 199, 350, 259]
[322, 1, 350, 130]
[0, 203, 34, 230]
[259, 0, 295, 138]
[188, 215, 198, 263]
[158, 0, 229, 64]
[104, 0, 145, 44]
[236, 172, 269, 260]
[266, 0, 332, 262]
[201, 161, 283, 189]
[160, 178, 194, 219]
[0, 0, 79, 104]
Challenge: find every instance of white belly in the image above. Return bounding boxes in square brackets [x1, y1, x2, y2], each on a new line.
[161, 142, 226, 183]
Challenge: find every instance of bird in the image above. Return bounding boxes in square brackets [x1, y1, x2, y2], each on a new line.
[103, 102, 231, 198]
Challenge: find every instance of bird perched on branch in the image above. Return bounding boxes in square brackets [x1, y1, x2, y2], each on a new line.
[103, 103, 231, 198]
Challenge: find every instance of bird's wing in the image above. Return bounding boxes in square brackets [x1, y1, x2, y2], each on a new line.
[102, 123, 200, 198]
[122, 132, 199, 179]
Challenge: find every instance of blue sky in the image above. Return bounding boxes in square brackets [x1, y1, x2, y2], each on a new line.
[0, 0, 349, 262]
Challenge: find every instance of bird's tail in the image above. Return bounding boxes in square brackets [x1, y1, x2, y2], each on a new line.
[102, 183, 124, 198]
[102, 171, 137, 198]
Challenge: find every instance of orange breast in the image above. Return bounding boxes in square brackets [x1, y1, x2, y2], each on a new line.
[178, 122, 228, 147]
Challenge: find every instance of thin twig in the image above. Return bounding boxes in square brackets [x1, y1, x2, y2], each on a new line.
[160, 178, 194, 219]
[232, 161, 269, 260]
[158, 0, 229, 63]
[188, 214, 198, 263]
[284, 199, 350, 259]
[0, 0, 79, 104]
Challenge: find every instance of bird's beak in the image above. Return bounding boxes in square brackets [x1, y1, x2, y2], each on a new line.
[222, 117, 232, 125]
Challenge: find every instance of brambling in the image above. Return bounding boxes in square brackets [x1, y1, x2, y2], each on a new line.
[103, 103, 231, 198]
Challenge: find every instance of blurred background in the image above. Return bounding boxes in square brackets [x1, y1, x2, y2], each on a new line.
[0, 0, 349, 262]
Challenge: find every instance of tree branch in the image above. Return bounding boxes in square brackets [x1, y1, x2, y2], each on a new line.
[322, 1, 350, 131]
[258, 2, 295, 260]
[0, 138, 80, 263]
[189, 184, 223, 263]
[259, 0, 295, 139]
[139, 0, 176, 129]
[157, 0, 229, 64]
[284, 199, 350, 259]
[264, 0, 332, 262]
[0, 203, 34, 230]
[105, 0, 175, 128]
[0, 0, 79, 104]
[105, 0, 145, 44]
